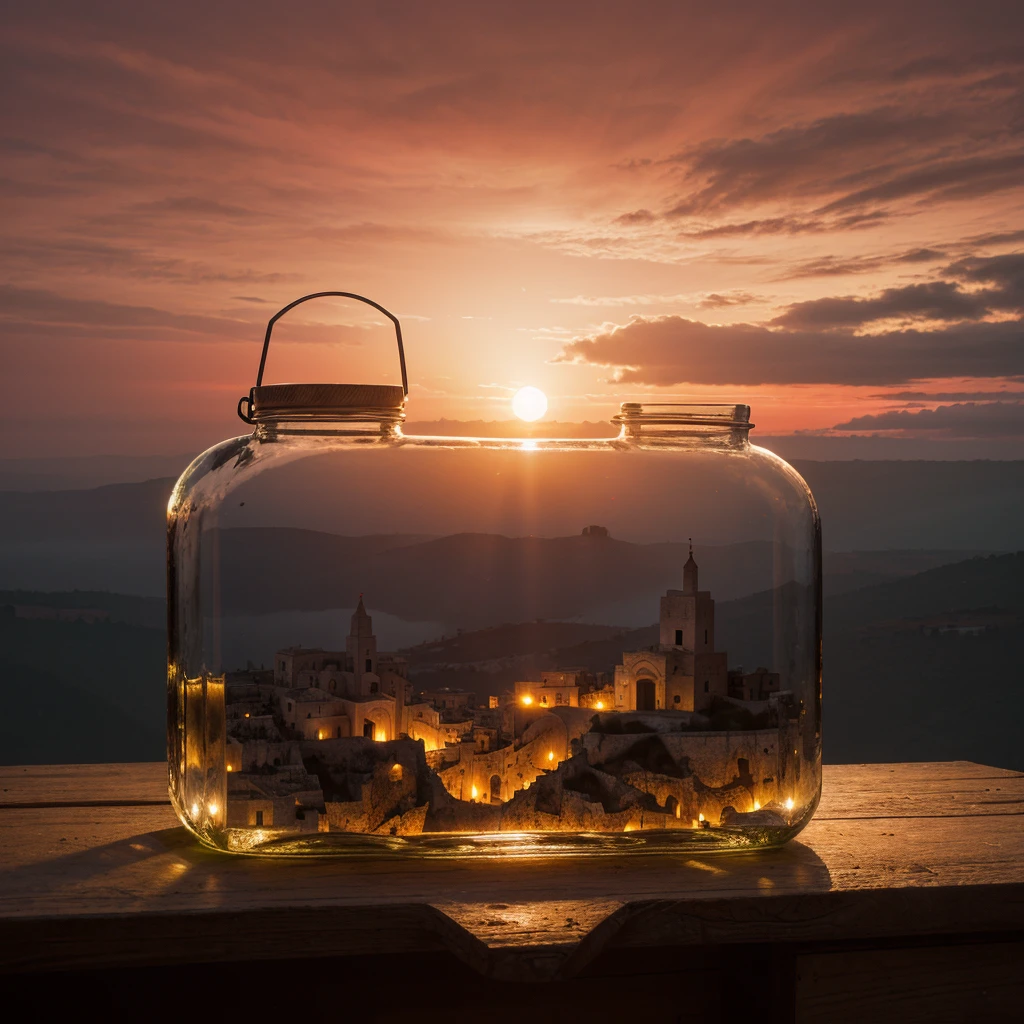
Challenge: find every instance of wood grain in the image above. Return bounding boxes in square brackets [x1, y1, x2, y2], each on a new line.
[0, 763, 168, 807]
[0, 761, 1020, 980]
[796, 941, 1024, 1024]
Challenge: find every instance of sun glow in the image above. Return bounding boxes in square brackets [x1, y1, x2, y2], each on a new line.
[512, 386, 548, 422]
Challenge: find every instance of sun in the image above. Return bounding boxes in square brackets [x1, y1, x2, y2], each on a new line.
[512, 385, 548, 422]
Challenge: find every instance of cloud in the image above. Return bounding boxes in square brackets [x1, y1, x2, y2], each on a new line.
[613, 209, 655, 225]
[831, 401, 1024, 438]
[773, 255, 1024, 328]
[664, 109, 969, 217]
[820, 152, 1024, 213]
[555, 314, 1024, 386]
[875, 390, 1024, 401]
[780, 247, 948, 279]
[772, 281, 992, 330]
[944, 252, 1024, 307]
[697, 292, 765, 309]
[0, 285, 376, 346]
[550, 290, 765, 309]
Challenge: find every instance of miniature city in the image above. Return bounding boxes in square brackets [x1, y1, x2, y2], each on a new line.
[217, 545, 813, 839]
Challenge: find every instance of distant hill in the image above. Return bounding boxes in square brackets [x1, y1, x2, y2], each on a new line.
[2, 461, 1023, 598]
[796, 460, 1024, 550]
[1, 550, 1022, 768]
[0, 589, 164, 628]
[213, 528, 784, 626]
[0, 612, 166, 764]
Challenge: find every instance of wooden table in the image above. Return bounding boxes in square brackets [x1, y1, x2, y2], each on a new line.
[1, 761, 1021, 1022]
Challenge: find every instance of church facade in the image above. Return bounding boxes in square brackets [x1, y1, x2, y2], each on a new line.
[614, 545, 728, 712]
[272, 598, 413, 741]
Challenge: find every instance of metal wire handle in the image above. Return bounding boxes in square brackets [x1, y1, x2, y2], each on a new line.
[238, 291, 408, 423]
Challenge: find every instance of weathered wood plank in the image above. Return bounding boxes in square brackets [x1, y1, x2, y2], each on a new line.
[2, 760, 1019, 815]
[795, 941, 1024, 1024]
[0, 762, 1021, 978]
[0, 763, 168, 807]
[817, 761, 1024, 819]
[1, 810, 1020, 918]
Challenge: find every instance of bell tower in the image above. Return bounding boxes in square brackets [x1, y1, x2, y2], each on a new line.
[683, 538, 698, 594]
[347, 596, 378, 678]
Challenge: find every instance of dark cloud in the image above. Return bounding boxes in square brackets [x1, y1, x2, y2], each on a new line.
[613, 209, 655, 225]
[774, 254, 1024, 328]
[555, 315, 1024, 386]
[772, 281, 991, 330]
[944, 252, 1024, 307]
[697, 292, 764, 309]
[966, 228, 1024, 247]
[0, 286, 368, 345]
[899, 248, 947, 263]
[832, 401, 1024, 438]
[0, 285, 255, 341]
[666, 110, 959, 216]
[679, 216, 821, 238]
[875, 390, 1024, 401]
[0, 238, 300, 285]
[820, 152, 1024, 213]
[779, 248, 947, 279]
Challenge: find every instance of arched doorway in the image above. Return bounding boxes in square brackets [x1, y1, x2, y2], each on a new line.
[490, 774, 502, 804]
[636, 678, 656, 711]
[665, 794, 680, 819]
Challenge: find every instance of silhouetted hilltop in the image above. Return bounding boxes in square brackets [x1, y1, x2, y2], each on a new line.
[2, 550, 1023, 768]
[214, 529, 784, 625]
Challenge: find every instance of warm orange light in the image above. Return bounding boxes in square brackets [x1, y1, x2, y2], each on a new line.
[595, 700, 604, 710]
[753, 800, 760, 811]
[207, 801, 219, 817]
[190, 803, 199, 817]
[374, 727, 387, 742]
[698, 812, 705, 822]
[471, 785, 479, 800]
[785, 797, 795, 811]
[244, 712, 250, 718]
[521, 695, 533, 706]
[226, 765, 233, 772]
[547, 751, 554, 762]
[317, 730, 324, 740]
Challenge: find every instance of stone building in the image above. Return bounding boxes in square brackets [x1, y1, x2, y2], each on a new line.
[728, 666, 782, 702]
[614, 544, 728, 712]
[272, 598, 412, 740]
[514, 670, 583, 709]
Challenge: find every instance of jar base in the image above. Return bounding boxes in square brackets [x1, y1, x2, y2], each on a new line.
[215, 823, 808, 857]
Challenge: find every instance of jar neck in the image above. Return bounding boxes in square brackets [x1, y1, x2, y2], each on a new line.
[613, 403, 752, 446]
[254, 411, 403, 440]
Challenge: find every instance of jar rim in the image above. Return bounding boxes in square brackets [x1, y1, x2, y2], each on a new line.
[613, 402, 752, 430]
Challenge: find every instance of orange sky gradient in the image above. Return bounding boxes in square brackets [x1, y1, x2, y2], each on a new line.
[2, 2, 1023, 458]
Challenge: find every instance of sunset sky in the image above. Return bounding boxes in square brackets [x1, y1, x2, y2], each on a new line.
[3, 2, 1023, 458]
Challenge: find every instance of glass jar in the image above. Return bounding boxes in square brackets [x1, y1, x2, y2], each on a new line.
[168, 293, 821, 856]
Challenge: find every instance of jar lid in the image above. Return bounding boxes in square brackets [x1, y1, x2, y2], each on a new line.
[238, 292, 408, 426]
[249, 383, 406, 422]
